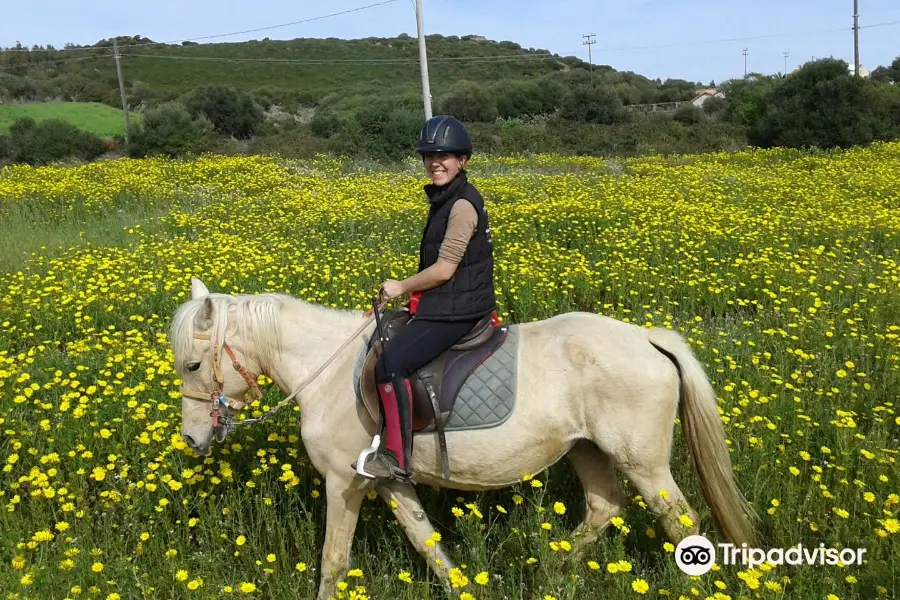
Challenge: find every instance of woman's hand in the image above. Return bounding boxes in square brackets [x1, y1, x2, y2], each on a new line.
[380, 279, 406, 300]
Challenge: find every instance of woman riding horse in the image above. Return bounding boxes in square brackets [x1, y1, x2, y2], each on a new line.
[360, 115, 497, 481]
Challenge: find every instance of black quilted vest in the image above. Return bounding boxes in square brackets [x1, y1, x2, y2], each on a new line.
[415, 171, 496, 321]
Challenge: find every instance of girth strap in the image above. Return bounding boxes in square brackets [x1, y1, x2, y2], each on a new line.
[420, 372, 450, 479]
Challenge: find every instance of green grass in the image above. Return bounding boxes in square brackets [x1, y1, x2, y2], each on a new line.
[1, 147, 899, 600]
[0, 102, 130, 138]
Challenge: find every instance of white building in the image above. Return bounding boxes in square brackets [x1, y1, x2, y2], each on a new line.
[848, 64, 871, 78]
[691, 89, 725, 108]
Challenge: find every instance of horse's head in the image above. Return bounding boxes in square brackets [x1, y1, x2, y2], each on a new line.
[170, 278, 265, 455]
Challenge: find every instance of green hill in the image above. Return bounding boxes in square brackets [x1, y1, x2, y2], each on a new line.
[0, 102, 129, 138]
[9, 34, 893, 164]
[0, 34, 706, 113]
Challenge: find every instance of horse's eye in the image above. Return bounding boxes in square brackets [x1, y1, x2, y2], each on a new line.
[186, 362, 201, 372]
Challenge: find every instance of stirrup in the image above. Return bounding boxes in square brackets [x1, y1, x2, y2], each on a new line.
[353, 450, 412, 483]
[354, 433, 381, 479]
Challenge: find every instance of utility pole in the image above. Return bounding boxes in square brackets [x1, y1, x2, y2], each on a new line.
[783, 52, 789, 75]
[853, 0, 860, 77]
[415, 0, 432, 119]
[113, 39, 130, 141]
[582, 33, 596, 88]
[743, 48, 749, 77]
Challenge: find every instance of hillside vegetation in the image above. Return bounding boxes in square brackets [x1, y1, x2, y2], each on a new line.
[1, 35, 899, 165]
[0, 34, 701, 110]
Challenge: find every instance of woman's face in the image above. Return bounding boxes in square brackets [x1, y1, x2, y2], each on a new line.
[423, 152, 467, 186]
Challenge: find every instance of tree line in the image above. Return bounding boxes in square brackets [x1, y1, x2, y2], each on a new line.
[1, 48, 898, 165]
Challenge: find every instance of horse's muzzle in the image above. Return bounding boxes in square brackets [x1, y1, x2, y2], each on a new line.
[183, 433, 212, 455]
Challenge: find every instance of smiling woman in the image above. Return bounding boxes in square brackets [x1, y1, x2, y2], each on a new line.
[360, 115, 500, 482]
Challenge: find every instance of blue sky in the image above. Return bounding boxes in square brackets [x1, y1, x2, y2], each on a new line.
[3, 0, 899, 84]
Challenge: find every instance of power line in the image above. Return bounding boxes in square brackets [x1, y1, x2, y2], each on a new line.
[0, 54, 108, 71]
[129, 0, 402, 48]
[115, 52, 558, 65]
[0, 0, 402, 54]
[584, 19, 900, 55]
[3, 18, 899, 72]
[0, 50, 562, 73]
[4, 15, 900, 59]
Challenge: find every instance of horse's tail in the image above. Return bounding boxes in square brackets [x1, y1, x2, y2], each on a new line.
[648, 327, 758, 546]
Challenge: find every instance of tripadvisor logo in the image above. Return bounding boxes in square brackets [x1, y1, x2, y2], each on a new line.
[675, 535, 716, 575]
[675, 535, 867, 575]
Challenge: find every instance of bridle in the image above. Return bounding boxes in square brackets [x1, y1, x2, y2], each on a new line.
[178, 293, 391, 442]
[180, 332, 264, 435]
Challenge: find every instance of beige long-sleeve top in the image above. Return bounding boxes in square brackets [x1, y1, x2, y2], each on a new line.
[437, 199, 479, 264]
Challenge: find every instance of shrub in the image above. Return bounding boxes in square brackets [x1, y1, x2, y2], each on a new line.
[870, 56, 900, 83]
[492, 80, 544, 119]
[309, 110, 346, 139]
[702, 96, 727, 116]
[352, 103, 422, 161]
[8, 116, 38, 138]
[183, 84, 264, 139]
[129, 81, 162, 109]
[78, 81, 116, 104]
[559, 84, 626, 125]
[673, 103, 705, 125]
[533, 76, 567, 113]
[874, 83, 900, 137]
[8, 118, 106, 165]
[438, 80, 499, 122]
[748, 58, 890, 149]
[0, 132, 13, 162]
[719, 74, 780, 127]
[126, 101, 214, 158]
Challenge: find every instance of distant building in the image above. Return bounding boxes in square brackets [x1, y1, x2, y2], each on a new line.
[848, 64, 871, 78]
[691, 89, 725, 108]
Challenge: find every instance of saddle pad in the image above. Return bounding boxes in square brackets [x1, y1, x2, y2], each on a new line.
[352, 324, 520, 432]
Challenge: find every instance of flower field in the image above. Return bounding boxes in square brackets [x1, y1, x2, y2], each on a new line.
[1, 143, 899, 600]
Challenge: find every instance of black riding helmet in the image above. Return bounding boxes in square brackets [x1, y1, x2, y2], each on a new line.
[416, 115, 473, 157]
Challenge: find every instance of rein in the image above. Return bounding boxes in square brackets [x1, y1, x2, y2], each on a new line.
[180, 295, 390, 437]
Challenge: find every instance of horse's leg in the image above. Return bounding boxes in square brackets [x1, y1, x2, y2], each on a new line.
[618, 460, 700, 545]
[376, 480, 455, 592]
[316, 475, 367, 600]
[568, 439, 629, 554]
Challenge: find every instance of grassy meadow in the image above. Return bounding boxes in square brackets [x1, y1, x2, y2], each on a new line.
[0, 102, 129, 138]
[0, 144, 899, 600]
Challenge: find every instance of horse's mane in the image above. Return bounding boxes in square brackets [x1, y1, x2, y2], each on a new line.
[169, 292, 295, 376]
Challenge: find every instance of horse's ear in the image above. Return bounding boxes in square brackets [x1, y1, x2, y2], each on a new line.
[191, 278, 210, 299]
[194, 296, 214, 331]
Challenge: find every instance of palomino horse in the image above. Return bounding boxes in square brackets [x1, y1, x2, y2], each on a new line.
[173, 278, 757, 600]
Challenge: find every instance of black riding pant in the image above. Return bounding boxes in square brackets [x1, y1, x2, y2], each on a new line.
[375, 317, 481, 382]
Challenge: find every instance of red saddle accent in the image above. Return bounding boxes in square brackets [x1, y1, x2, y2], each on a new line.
[406, 291, 500, 328]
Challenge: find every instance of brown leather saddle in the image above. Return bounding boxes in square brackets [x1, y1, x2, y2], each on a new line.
[358, 310, 509, 478]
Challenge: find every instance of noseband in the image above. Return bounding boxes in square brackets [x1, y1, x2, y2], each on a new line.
[180, 332, 264, 432]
